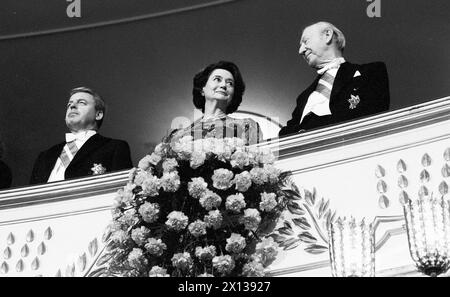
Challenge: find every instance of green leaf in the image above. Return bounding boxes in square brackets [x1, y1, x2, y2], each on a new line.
[298, 232, 317, 244]
[279, 171, 292, 181]
[304, 190, 314, 206]
[87, 267, 108, 277]
[284, 221, 293, 230]
[287, 205, 305, 215]
[290, 182, 300, 196]
[292, 217, 311, 230]
[304, 244, 328, 254]
[283, 238, 301, 250]
[312, 188, 317, 205]
[281, 189, 301, 200]
[278, 227, 294, 236]
[268, 233, 286, 243]
[96, 252, 114, 267]
[319, 199, 330, 219]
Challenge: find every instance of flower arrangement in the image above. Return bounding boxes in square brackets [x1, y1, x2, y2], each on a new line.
[104, 136, 292, 277]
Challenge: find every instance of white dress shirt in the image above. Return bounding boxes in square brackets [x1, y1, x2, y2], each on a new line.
[300, 57, 346, 124]
[47, 130, 97, 182]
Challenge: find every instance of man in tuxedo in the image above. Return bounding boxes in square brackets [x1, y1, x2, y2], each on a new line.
[279, 21, 390, 136]
[30, 87, 133, 184]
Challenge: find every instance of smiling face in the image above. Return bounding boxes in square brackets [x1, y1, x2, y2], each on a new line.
[202, 69, 235, 106]
[298, 24, 331, 69]
[65, 92, 103, 132]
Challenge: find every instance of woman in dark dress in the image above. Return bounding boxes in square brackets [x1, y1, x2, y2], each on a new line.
[166, 61, 263, 145]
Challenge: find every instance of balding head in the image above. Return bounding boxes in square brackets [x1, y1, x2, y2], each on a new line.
[310, 22, 346, 52]
[299, 21, 345, 69]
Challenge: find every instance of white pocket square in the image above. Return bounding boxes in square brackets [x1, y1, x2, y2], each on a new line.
[353, 70, 361, 77]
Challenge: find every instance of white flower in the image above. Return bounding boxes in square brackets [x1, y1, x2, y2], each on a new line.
[145, 238, 167, 256]
[249, 167, 268, 185]
[165, 211, 189, 231]
[242, 260, 265, 277]
[114, 186, 134, 208]
[110, 229, 130, 248]
[171, 136, 193, 160]
[233, 171, 252, 192]
[195, 245, 217, 262]
[204, 210, 223, 229]
[188, 177, 208, 199]
[257, 148, 276, 165]
[148, 266, 169, 277]
[212, 255, 235, 275]
[230, 150, 250, 169]
[131, 226, 151, 245]
[246, 146, 261, 166]
[138, 202, 160, 223]
[213, 144, 233, 162]
[154, 142, 169, 157]
[224, 137, 245, 149]
[212, 168, 234, 190]
[133, 170, 151, 187]
[225, 193, 247, 213]
[162, 158, 178, 172]
[160, 171, 180, 192]
[171, 252, 193, 271]
[119, 208, 139, 228]
[255, 237, 279, 267]
[264, 165, 281, 184]
[138, 155, 154, 171]
[127, 248, 148, 269]
[241, 208, 261, 231]
[188, 220, 207, 237]
[199, 138, 216, 154]
[190, 150, 207, 169]
[142, 174, 160, 196]
[225, 233, 247, 254]
[259, 192, 278, 212]
[199, 190, 222, 210]
[128, 168, 137, 182]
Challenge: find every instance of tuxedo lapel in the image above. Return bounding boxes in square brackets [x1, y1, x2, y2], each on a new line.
[69, 134, 107, 168]
[330, 62, 358, 103]
[43, 143, 65, 177]
[298, 75, 321, 113]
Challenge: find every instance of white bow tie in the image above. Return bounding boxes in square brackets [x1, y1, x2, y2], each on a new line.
[317, 57, 346, 75]
[65, 133, 81, 143]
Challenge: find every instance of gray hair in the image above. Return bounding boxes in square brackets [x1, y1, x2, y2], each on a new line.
[310, 21, 346, 52]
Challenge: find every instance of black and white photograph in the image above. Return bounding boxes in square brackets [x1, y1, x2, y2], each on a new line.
[0, 0, 449, 282]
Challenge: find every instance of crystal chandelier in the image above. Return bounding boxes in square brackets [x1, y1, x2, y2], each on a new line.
[403, 193, 450, 276]
[328, 217, 375, 277]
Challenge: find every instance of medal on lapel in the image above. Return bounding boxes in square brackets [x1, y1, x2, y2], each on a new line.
[348, 94, 360, 109]
[91, 163, 106, 175]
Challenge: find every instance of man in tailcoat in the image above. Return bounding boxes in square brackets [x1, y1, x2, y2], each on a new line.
[279, 21, 390, 136]
[30, 87, 132, 184]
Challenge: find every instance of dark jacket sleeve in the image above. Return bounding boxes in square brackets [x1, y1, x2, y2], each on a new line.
[278, 90, 307, 137]
[110, 140, 133, 171]
[0, 160, 12, 189]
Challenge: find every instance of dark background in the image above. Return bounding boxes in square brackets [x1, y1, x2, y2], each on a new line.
[0, 0, 449, 187]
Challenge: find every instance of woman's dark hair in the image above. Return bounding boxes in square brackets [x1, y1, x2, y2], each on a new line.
[192, 61, 245, 114]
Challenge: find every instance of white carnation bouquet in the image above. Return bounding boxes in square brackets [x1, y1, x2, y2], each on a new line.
[104, 136, 292, 277]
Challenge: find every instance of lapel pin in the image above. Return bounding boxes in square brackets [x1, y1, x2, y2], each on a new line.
[91, 163, 106, 175]
[348, 94, 360, 109]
